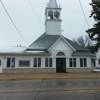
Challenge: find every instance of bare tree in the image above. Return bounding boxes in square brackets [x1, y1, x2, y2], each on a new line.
[73, 35, 94, 52]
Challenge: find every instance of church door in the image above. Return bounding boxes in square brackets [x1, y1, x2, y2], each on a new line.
[56, 58, 66, 73]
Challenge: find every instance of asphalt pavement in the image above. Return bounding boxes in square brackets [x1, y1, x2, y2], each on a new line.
[0, 91, 100, 100]
[0, 79, 100, 92]
[0, 79, 100, 100]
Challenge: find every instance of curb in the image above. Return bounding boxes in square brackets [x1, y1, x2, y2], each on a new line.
[0, 76, 100, 81]
[0, 88, 100, 93]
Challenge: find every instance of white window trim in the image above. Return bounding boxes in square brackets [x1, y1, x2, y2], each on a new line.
[33, 58, 41, 68]
[80, 58, 87, 67]
[7, 57, 15, 68]
[98, 59, 100, 65]
[19, 59, 30, 67]
[45, 58, 53, 67]
[69, 58, 76, 67]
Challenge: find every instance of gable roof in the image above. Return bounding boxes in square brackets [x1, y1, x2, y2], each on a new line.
[63, 36, 88, 50]
[28, 33, 60, 51]
[48, 36, 76, 51]
[27, 33, 88, 51]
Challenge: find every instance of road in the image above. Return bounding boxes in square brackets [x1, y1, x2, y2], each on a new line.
[0, 79, 100, 100]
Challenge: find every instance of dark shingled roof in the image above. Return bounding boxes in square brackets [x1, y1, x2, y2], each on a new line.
[27, 33, 88, 51]
[28, 33, 60, 50]
[63, 36, 88, 50]
[72, 50, 93, 55]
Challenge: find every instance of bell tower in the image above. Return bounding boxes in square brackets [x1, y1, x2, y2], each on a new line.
[45, 0, 62, 35]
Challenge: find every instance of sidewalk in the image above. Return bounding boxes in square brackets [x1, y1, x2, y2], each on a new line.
[0, 72, 100, 81]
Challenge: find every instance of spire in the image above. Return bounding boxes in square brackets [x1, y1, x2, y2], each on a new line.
[48, 0, 58, 8]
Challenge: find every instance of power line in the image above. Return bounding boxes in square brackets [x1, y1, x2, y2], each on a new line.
[78, 0, 90, 29]
[0, 0, 29, 45]
[27, 0, 43, 25]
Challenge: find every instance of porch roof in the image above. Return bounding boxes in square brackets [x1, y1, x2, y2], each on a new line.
[0, 46, 51, 55]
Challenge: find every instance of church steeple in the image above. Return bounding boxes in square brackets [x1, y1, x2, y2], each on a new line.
[45, 0, 62, 35]
[48, 0, 58, 8]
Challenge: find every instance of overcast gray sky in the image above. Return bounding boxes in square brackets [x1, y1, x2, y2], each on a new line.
[0, 0, 94, 47]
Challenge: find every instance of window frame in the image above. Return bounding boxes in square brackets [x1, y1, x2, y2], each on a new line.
[33, 58, 41, 67]
[80, 58, 87, 67]
[98, 59, 100, 65]
[84, 58, 87, 67]
[80, 58, 83, 67]
[56, 52, 65, 56]
[38, 58, 41, 67]
[69, 58, 76, 67]
[19, 59, 30, 67]
[0, 60, 1, 66]
[73, 58, 76, 67]
[34, 58, 37, 67]
[69, 58, 72, 67]
[45, 58, 52, 67]
[48, 10, 53, 19]
[45, 58, 48, 67]
[49, 58, 52, 67]
[7, 57, 15, 68]
[54, 11, 59, 19]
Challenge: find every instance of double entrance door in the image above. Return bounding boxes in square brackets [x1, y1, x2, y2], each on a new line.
[56, 58, 66, 73]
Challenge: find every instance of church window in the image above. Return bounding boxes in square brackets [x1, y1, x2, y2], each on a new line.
[98, 59, 100, 65]
[38, 58, 41, 67]
[54, 11, 59, 19]
[73, 58, 76, 67]
[45, 58, 48, 67]
[45, 58, 52, 67]
[69, 58, 72, 67]
[19, 59, 30, 67]
[34, 58, 37, 67]
[69, 58, 76, 67]
[56, 52, 65, 56]
[34, 58, 41, 67]
[49, 58, 52, 67]
[80, 58, 87, 67]
[84, 58, 87, 67]
[48, 10, 53, 19]
[0, 60, 1, 66]
[7, 58, 15, 68]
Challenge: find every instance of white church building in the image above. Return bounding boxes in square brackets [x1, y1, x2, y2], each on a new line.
[0, 0, 96, 73]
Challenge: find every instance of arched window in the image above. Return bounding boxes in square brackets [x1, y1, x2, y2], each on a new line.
[48, 10, 53, 19]
[56, 52, 65, 56]
[54, 11, 59, 19]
